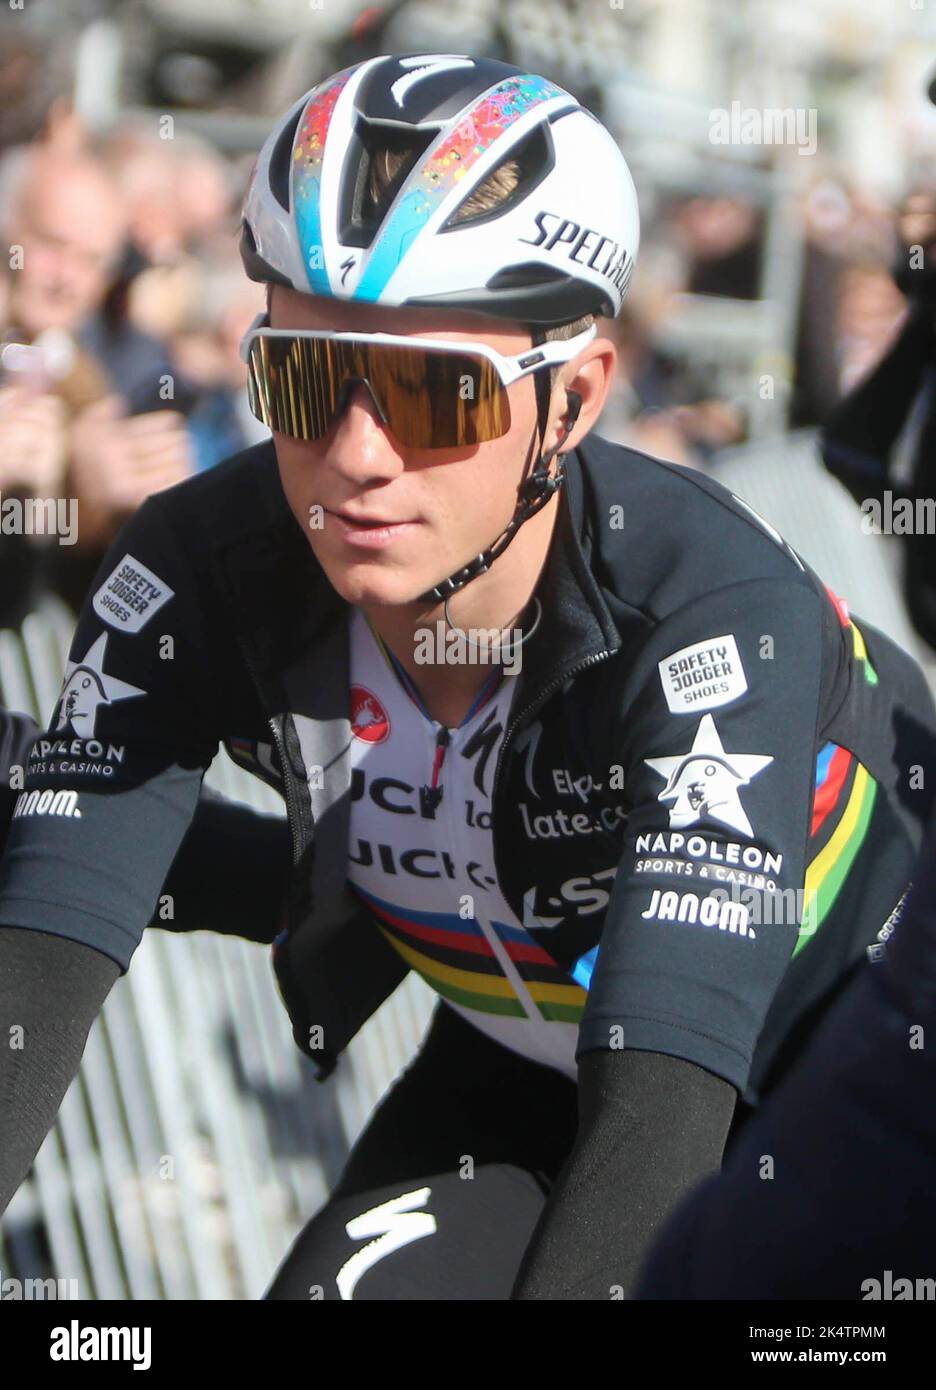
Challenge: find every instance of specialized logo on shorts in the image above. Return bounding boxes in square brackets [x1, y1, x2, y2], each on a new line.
[336, 1186, 437, 1300]
[92, 553, 174, 634]
[54, 634, 147, 738]
[658, 634, 747, 714]
[350, 686, 390, 743]
[13, 788, 81, 819]
[644, 713, 773, 838]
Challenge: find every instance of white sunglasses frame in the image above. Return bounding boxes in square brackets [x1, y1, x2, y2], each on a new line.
[238, 312, 598, 386]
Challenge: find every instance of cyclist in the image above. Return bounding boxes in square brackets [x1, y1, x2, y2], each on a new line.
[1, 53, 934, 1299]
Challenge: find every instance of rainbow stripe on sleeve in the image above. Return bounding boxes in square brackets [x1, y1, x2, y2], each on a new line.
[794, 740, 877, 957]
[823, 583, 878, 686]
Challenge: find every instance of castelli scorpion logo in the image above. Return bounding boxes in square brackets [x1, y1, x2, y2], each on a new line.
[351, 685, 390, 743]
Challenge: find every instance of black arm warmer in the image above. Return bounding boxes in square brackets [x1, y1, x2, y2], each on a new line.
[510, 1047, 736, 1300]
[0, 927, 119, 1217]
[152, 790, 291, 945]
[635, 816, 936, 1300]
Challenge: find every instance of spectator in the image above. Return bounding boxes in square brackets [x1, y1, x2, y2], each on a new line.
[0, 143, 197, 614]
[170, 260, 270, 472]
[821, 187, 936, 654]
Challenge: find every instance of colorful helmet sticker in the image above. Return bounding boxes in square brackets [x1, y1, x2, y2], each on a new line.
[292, 68, 354, 293]
[354, 73, 563, 303]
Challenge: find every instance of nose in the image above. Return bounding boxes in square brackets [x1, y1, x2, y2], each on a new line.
[324, 379, 405, 482]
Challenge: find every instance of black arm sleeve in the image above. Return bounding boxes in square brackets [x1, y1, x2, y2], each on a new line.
[634, 817, 936, 1300]
[0, 926, 119, 1217]
[510, 1047, 736, 1300]
[152, 790, 291, 944]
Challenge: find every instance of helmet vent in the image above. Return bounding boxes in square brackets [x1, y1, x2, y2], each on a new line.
[269, 106, 305, 212]
[486, 262, 570, 289]
[440, 123, 554, 233]
[339, 123, 437, 248]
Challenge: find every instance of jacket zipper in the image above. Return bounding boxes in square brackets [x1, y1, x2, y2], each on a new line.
[491, 648, 613, 890]
[420, 725, 451, 818]
[233, 631, 304, 872]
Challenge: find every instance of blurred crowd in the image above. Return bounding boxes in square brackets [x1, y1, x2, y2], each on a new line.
[0, 53, 934, 649]
[0, 104, 268, 627]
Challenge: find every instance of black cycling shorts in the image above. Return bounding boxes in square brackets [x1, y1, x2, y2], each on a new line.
[264, 1003, 579, 1300]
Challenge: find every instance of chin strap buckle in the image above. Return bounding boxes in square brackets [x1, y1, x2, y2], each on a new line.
[418, 388, 582, 606]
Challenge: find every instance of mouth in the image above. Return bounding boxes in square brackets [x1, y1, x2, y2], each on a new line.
[324, 507, 420, 548]
[329, 507, 415, 526]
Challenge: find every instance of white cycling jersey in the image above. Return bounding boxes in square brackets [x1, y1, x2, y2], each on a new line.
[346, 606, 586, 1079]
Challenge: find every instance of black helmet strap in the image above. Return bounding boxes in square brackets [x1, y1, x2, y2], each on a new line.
[417, 326, 581, 605]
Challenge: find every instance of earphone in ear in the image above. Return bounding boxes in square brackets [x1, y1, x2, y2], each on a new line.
[562, 389, 583, 437]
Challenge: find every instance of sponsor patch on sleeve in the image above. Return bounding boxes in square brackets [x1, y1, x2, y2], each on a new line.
[657, 634, 747, 714]
[93, 553, 174, 633]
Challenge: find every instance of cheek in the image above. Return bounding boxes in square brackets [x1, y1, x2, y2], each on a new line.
[441, 440, 526, 523]
[275, 440, 321, 522]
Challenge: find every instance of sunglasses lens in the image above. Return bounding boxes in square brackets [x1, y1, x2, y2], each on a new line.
[245, 336, 511, 448]
[245, 335, 337, 442]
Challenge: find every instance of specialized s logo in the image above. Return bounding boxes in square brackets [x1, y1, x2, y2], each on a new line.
[350, 686, 390, 743]
[512, 718, 543, 797]
[55, 634, 147, 738]
[336, 1187, 437, 1300]
[644, 713, 773, 838]
[390, 55, 474, 107]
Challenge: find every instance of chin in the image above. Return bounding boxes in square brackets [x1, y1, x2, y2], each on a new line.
[313, 554, 428, 610]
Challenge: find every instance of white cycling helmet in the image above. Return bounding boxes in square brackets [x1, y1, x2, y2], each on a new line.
[240, 52, 639, 328]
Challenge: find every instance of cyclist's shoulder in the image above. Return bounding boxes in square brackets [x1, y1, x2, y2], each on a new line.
[141, 436, 287, 544]
[126, 437, 304, 608]
[575, 433, 821, 618]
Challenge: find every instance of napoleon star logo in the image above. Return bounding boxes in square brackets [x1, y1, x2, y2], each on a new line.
[643, 713, 773, 838]
[55, 633, 147, 738]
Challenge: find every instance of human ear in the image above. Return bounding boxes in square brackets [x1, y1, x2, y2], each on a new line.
[547, 337, 618, 454]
